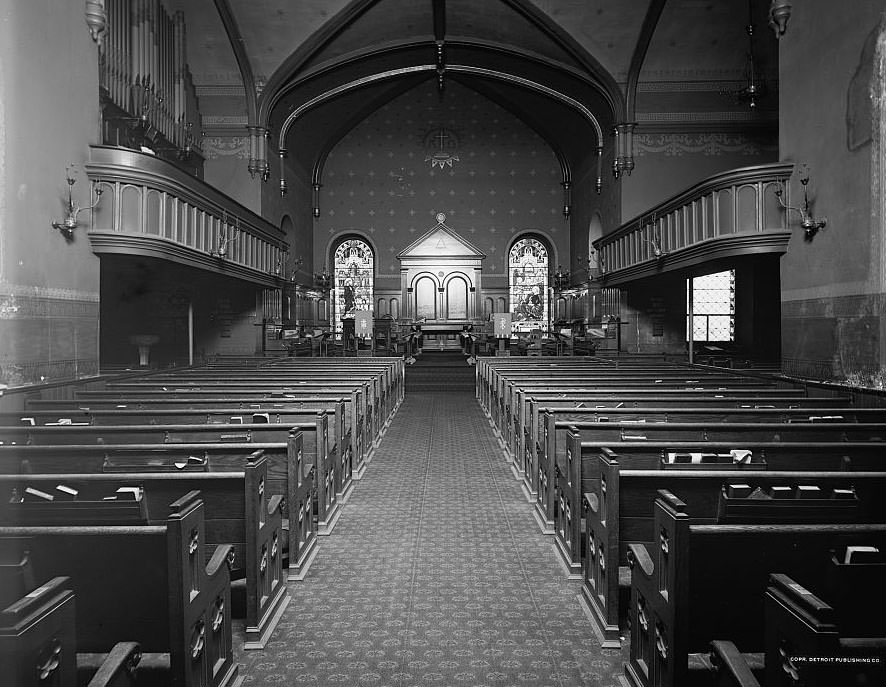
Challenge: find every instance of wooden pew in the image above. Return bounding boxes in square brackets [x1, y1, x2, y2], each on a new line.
[541, 418, 886, 543]
[0, 436, 319, 579]
[0, 449, 291, 648]
[23, 393, 372, 480]
[760, 567, 885, 687]
[0, 491, 241, 687]
[515, 397, 862, 499]
[96, 373, 393, 439]
[0, 414, 344, 536]
[622, 490, 886, 687]
[550, 431, 886, 572]
[709, 562, 886, 687]
[491, 379, 787, 439]
[580, 451, 886, 646]
[1, 404, 356, 503]
[0, 577, 142, 687]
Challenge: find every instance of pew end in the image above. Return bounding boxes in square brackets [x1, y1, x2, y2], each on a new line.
[0, 576, 143, 687]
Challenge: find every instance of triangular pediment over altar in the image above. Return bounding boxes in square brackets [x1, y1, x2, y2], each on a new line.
[397, 214, 486, 259]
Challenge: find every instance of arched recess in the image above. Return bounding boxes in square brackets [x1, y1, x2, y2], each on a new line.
[445, 275, 469, 320]
[331, 235, 374, 336]
[484, 297, 495, 318]
[412, 273, 438, 320]
[276, 66, 605, 194]
[509, 234, 552, 332]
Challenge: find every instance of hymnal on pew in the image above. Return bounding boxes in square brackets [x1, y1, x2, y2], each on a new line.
[844, 545, 880, 564]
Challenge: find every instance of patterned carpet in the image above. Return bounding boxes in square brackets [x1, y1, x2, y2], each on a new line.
[234, 392, 624, 686]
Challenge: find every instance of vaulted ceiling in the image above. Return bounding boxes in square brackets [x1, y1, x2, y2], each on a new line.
[168, 0, 778, 179]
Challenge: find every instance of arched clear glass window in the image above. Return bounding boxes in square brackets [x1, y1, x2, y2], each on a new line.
[509, 237, 549, 332]
[333, 238, 374, 337]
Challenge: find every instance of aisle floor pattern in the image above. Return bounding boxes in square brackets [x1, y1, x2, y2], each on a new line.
[234, 392, 623, 686]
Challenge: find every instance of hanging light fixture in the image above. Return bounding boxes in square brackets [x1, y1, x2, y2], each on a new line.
[723, 1, 766, 109]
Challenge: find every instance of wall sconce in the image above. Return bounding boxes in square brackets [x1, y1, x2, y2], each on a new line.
[285, 256, 304, 282]
[768, 0, 792, 37]
[774, 169, 827, 241]
[51, 166, 102, 239]
[210, 212, 241, 259]
[580, 250, 606, 282]
[274, 251, 287, 277]
[645, 238, 664, 259]
[314, 266, 332, 292]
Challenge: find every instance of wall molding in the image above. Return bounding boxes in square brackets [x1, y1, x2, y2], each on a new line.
[0, 283, 100, 302]
[202, 136, 250, 159]
[635, 132, 778, 157]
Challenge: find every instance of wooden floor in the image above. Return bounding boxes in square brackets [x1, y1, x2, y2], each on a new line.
[233, 390, 624, 686]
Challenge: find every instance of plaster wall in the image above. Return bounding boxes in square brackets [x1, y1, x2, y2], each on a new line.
[779, 1, 885, 379]
[0, 1, 103, 386]
[620, 133, 778, 222]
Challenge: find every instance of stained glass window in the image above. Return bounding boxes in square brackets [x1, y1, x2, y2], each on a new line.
[686, 269, 735, 342]
[333, 238, 374, 337]
[509, 237, 549, 332]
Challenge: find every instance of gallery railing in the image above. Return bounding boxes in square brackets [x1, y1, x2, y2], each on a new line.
[86, 146, 288, 288]
[594, 163, 794, 284]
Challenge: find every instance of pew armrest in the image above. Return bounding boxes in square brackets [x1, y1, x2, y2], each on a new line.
[709, 640, 762, 687]
[626, 543, 654, 579]
[85, 642, 142, 687]
[206, 543, 236, 578]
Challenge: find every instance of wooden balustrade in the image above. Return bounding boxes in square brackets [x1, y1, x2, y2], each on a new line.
[594, 163, 795, 284]
[86, 146, 288, 289]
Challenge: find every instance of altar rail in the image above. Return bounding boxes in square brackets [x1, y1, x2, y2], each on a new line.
[594, 163, 795, 284]
[86, 146, 288, 288]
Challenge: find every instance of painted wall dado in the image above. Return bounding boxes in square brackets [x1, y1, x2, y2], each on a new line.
[316, 80, 568, 302]
[0, 1, 103, 387]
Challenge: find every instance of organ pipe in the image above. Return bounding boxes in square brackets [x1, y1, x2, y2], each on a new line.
[99, 0, 200, 153]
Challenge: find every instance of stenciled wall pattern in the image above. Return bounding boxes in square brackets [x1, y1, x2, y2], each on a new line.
[317, 80, 568, 283]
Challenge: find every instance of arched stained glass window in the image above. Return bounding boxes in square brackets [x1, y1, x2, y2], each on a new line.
[509, 237, 549, 332]
[333, 238, 374, 337]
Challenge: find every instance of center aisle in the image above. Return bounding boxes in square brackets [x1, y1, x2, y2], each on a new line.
[236, 391, 622, 686]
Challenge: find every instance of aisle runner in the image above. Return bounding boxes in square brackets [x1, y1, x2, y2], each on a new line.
[235, 392, 622, 686]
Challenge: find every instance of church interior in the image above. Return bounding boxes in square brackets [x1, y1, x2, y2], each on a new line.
[2, 1, 886, 686]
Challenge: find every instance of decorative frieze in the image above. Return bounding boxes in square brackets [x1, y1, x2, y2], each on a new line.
[635, 132, 777, 157]
[202, 136, 250, 160]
